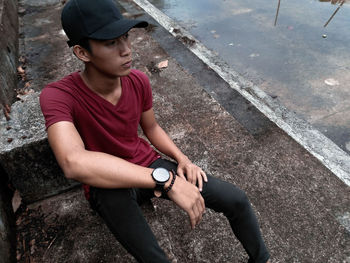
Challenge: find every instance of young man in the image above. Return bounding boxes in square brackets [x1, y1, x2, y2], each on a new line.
[40, 0, 270, 262]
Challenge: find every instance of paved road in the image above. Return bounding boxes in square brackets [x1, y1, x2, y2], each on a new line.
[148, 0, 350, 157]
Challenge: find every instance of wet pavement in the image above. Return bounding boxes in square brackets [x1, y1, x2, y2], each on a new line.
[148, 0, 350, 155]
[11, 0, 350, 262]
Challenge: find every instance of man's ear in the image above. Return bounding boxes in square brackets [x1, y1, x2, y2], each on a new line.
[73, 45, 91, 62]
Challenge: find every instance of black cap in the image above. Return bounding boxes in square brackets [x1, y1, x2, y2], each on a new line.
[61, 0, 148, 47]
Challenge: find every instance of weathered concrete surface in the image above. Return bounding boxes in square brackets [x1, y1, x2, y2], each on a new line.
[0, 0, 81, 204]
[0, 166, 15, 263]
[0, 0, 18, 261]
[0, 0, 18, 109]
[0, 196, 13, 263]
[0, 92, 79, 204]
[7, 0, 350, 262]
[14, 8, 350, 262]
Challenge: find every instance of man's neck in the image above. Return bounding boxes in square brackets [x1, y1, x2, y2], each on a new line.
[80, 68, 123, 106]
[81, 68, 121, 95]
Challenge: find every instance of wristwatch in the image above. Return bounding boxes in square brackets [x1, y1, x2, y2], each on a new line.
[151, 167, 170, 197]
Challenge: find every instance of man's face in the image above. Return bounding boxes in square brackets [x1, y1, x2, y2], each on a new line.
[87, 32, 132, 77]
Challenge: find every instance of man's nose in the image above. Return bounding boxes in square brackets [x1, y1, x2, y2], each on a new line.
[120, 40, 131, 56]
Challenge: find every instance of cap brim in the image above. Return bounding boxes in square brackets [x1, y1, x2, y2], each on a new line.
[89, 18, 148, 40]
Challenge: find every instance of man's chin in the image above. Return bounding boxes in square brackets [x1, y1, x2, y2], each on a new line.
[119, 68, 132, 77]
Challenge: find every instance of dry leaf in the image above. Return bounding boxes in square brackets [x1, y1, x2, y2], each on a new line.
[324, 78, 339, 86]
[17, 66, 25, 74]
[3, 104, 11, 121]
[157, 60, 168, 69]
[12, 190, 22, 213]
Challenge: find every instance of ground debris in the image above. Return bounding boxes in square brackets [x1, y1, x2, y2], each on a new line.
[16, 205, 65, 263]
[324, 78, 340, 86]
[3, 104, 11, 121]
[12, 190, 22, 213]
[176, 35, 196, 46]
[147, 61, 161, 74]
[157, 60, 168, 69]
[17, 66, 26, 81]
[145, 23, 157, 33]
[15, 86, 35, 101]
[171, 27, 181, 34]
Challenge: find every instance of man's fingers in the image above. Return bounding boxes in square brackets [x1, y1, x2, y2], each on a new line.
[191, 173, 197, 185]
[200, 195, 205, 212]
[191, 203, 202, 229]
[201, 170, 208, 183]
[188, 210, 196, 229]
[177, 169, 186, 180]
[195, 201, 204, 223]
[186, 191, 205, 229]
[198, 175, 203, 192]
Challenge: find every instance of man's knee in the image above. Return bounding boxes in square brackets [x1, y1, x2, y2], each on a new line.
[224, 186, 251, 217]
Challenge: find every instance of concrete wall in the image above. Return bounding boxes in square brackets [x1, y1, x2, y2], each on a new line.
[0, 166, 15, 263]
[0, 0, 79, 205]
[0, 0, 18, 262]
[0, 0, 18, 110]
[0, 0, 18, 109]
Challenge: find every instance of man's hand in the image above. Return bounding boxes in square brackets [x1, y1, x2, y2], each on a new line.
[167, 176, 205, 229]
[177, 156, 208, 191]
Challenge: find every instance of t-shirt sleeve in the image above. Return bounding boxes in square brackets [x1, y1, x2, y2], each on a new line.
[138, 71, 153, 112]
[39, 85, 74, 130]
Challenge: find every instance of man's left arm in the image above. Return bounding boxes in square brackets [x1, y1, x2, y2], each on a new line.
[140, 108, 207, 191]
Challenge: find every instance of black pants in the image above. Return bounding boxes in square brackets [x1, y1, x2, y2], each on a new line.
[89, 158, 270, 263]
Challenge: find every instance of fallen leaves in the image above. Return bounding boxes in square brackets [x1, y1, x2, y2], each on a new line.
[12, 190, 22, 213]
[210, 30, 220, 39]
[17, 66, 26, 81]
[147, 60, 169, 74]
[176, 35, 196, 46]
[157, 60, 168, 69]
[3, 104, 11, 121]
[324, 78, 340, 86]
[16, 205, 65, 263]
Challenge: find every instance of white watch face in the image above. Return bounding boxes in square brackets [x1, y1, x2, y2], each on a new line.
[154, 168, 170, 183]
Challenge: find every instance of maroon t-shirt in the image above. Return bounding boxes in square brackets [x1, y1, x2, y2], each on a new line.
[40, 69, 160, 199]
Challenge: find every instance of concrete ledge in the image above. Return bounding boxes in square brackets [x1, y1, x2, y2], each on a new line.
[0, 93, 78, 204]
[0, 0, 18, 109]
[0, 170, 15, 263]
[0, 0, 81, 204]
[0, 0, 18, 261]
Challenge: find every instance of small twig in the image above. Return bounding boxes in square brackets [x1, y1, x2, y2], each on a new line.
[46, 235, 57, 251]
[274, 0, 281, 26]
[43, 235, 58, 258]
[324, 0, 345, 27]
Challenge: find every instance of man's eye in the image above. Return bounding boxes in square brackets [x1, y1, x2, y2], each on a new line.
[124, 33, 129, 39]
[107, 40, 116, 46]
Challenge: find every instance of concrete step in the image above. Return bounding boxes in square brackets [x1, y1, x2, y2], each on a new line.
[0, 0, 80, 204]
[0, 0, 18, 109]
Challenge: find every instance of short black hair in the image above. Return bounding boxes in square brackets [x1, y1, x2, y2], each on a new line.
[77, 38, 92, 53]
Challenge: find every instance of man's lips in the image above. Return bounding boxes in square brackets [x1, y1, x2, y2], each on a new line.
[122, 60, 132, 68]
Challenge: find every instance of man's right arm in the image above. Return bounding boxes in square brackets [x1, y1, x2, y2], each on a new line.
[47, 121, 156, 189]
[49, 121, 204, 229]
